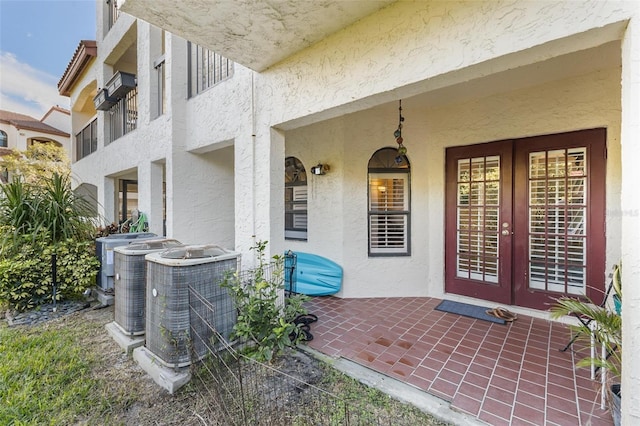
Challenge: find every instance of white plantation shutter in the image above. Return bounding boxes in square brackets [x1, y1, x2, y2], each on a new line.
[285, 157, 308, 240]
[291, 187, 308, 229]
[369, 174, 409, 254]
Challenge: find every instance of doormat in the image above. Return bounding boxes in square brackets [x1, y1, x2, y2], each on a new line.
[435, 300, 506, 324]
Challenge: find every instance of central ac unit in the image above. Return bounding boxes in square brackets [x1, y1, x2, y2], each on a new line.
[145, 245, 240, 368]
[95, 232, 157, 291]
[113, 238, 183, 336]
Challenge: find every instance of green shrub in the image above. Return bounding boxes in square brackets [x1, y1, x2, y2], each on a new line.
[0, 173, 100, 311]
[223, 240, 310, 362]
[0, 174, 97, 255]
[0, 237, 99, 312]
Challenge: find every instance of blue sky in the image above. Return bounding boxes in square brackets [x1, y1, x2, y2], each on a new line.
[0, 0, 96, 119]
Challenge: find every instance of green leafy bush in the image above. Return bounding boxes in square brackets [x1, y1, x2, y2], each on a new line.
[0, 237, 99, 311]
[223, 240, 310, 362]
[0, 173, 100, 311]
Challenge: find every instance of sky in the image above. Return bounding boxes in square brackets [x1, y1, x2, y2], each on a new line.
[0, 0, 96, 119]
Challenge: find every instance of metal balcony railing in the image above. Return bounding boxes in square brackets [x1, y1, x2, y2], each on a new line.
[107, 88, 137, 143]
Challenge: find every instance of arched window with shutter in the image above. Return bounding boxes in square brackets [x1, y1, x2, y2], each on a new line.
[368, 148, 410, 256]
[285, 156, 308, 240]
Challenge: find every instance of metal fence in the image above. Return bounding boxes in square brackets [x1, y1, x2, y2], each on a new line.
[186, 260, 421, 425]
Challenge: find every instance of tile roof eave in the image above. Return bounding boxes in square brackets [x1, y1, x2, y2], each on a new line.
[58, 40, 97, 97]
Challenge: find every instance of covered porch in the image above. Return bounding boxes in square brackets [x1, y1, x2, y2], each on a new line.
[304, 296, 613, 426]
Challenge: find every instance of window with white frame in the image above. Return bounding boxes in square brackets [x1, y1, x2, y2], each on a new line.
[285, 157, 308, 240]
[368, 148, 410, 255]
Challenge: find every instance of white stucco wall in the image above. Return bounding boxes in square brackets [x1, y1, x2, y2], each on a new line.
[0, 122, 70, 155]
[0, 123, 18, 149]
[41, 109, 70, 135]
[620, 7, 640, 423]
[282, 66, 621, 299]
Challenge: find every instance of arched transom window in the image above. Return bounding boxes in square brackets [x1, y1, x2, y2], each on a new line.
[285, 156, 308, 240]
[368, 148, 411, 256]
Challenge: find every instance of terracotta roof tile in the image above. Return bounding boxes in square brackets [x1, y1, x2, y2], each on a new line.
[0, 110, 70, 137]
[58, 40, 97, 97]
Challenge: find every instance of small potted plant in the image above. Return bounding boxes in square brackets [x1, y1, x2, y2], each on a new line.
[550, 263, 622, 425]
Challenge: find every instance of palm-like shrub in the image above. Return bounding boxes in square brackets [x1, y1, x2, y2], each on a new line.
[550, 264, 622, 378]
[0, 174, 97, 254]
[0, 173, 100, 310]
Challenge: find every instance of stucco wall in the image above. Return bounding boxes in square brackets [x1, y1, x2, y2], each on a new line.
[284, 67, 621, 298]
[0, 123, 18, 149]
[262, 1, 629, 128]
[41, 110, 70, 135]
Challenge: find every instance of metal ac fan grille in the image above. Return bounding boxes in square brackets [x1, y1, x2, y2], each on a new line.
[114, 252, 147, 335]
[145, 257, 238, 368]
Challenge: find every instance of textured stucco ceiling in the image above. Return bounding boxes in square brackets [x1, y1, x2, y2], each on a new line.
[119, 0, 395, 71]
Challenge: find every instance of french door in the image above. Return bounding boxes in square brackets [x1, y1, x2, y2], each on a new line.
[445, 129, 606, 310]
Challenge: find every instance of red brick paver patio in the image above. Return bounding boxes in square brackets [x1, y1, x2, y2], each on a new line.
[304, 296, 613, 426]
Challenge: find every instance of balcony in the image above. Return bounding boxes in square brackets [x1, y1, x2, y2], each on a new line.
[107, 88, 137, 143]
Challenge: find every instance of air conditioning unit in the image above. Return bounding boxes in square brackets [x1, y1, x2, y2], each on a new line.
[113, 238, 183, 336]
[95, 232, 157, 291]
[145, 245, 240, 368]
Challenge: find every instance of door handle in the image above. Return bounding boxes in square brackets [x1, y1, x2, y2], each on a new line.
[501, 222, 510, 236]
[501, 229, 510, 236]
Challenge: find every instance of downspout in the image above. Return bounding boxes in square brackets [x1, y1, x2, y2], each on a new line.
[251, 72, 257, 240]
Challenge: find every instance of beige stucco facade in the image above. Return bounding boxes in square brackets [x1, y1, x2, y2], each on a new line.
[68, 1, 640, 422]
[0, 107, 71, 158]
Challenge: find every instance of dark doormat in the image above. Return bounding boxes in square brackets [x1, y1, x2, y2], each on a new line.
[435, 300, 506, 324]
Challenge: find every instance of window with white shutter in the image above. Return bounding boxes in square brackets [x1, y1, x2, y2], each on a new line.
[368, 148, 410, 255]
[285, 157, 308, 240]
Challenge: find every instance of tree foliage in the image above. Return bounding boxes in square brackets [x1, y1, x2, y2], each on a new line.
[0, 143, 70, 185]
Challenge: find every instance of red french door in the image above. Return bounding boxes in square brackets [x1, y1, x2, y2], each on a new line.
[445, 129, 606, 310]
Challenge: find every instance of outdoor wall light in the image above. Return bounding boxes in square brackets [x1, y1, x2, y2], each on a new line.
[310, 163, 330, 175]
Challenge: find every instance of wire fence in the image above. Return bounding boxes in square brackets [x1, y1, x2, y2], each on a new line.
[185, 260, 424, 425]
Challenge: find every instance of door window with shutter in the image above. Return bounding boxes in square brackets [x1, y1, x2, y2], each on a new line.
[368, 148, 410, 256]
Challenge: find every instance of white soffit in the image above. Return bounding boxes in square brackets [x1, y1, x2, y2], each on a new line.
[118, 0, 395, 71]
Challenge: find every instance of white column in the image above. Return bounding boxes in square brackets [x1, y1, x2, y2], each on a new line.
[136, 21, 152, 127]
[267, 128, 285, 256]
[137, 161, 164, 236]
[234, 124, 285, 266]
[100, 176, 116, 225]
[620, 8, 640, 426]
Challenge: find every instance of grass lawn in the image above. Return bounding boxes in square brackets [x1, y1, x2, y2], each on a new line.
[0, 305, 450, 425]
[0, 308, 133, 424]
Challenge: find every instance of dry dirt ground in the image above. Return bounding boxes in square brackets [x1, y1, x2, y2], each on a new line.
[67, 305, 217, 425]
